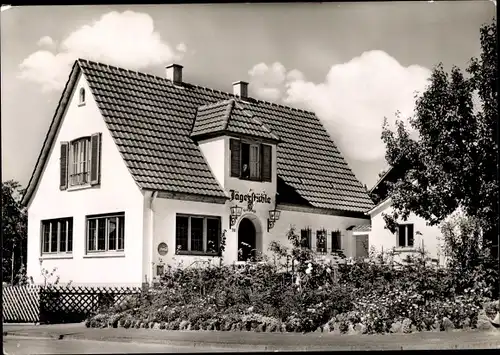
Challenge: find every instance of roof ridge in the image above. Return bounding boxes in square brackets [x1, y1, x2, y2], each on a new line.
[75, 58, 316, 116]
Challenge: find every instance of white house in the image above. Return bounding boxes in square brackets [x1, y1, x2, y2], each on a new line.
[22, 59, 374, 287]
[365, 166, 445, 265]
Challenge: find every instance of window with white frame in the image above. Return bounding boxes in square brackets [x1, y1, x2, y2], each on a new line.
[397, 224, 414, 248]
[86, 213, 125, 253]
[70, 137, 91, 186]
[175, 214, 221, 255]
[41, 218, 73, 254]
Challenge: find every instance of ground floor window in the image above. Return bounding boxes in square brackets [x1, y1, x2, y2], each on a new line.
[300, 228, 312, 249]
[331, 230, 342, 251]
[41, 217, 73, 254]
[176, 214, 221, 255]
[397, 224, 414, 248]
[316, 229, 327, 253]
[86, 212, 125, 253]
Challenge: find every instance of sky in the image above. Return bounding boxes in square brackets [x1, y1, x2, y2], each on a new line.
[1, 2, 496, 190]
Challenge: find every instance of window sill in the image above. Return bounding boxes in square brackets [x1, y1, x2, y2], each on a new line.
[175, 251, 220, 257]
[67, 184, 93, 192]
[393, 247, 417, 253]
[84, 252, 125, 259]
[39, 254, 73, 260]
[234, 177, 271, 183]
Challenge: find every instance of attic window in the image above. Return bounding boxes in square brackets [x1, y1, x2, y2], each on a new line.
[230, 139, 272, 182]
[79, 88, 86, 106]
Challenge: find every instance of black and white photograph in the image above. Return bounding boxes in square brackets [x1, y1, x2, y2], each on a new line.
[1, 1, 499, 353]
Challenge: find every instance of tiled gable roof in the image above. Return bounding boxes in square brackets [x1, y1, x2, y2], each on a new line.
[23, 58, 374, 213]
[191, 99, 279, 141]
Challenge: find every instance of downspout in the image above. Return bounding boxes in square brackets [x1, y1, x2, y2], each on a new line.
[149, 191, 159, 287]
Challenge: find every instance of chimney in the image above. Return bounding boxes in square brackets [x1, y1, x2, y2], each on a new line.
[166, 64, 183, 85]
[233, 81, 248, 98]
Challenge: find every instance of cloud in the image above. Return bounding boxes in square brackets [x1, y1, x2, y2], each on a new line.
[19, 11, 186, 92]
[176, 42, 187, 53]
[37, 36, 55, 48]
[248, 51, 431, 162]
[248, 62, 288, 101]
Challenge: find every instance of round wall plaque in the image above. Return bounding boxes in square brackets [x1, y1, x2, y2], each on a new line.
[157, 242, 168, 256]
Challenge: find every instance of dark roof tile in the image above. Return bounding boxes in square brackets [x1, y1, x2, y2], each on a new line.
[78, 58, 373, 212]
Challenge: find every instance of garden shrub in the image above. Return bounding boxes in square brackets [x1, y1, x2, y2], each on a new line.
[86, 223, 497, 334]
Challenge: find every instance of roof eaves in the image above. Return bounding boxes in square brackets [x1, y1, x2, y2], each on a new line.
[366, 195, 392, 215]
[21, 60, 81, 207]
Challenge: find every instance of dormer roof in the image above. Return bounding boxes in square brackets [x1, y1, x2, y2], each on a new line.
[191, 99, 280, 142]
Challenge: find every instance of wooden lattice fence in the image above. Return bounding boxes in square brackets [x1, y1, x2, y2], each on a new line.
[3, 285, 141, 324]
[2, 285, 41, 323]
[39, 286, 141, 324]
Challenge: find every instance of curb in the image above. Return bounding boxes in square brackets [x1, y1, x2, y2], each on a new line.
[3, 331, 500, 351]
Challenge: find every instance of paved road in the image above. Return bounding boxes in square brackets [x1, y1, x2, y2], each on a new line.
[3, 336, 245, 354]
[3, 323, 500, 352]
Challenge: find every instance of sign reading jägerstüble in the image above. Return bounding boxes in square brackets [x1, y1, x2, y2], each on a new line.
[229, 189, 272, 204]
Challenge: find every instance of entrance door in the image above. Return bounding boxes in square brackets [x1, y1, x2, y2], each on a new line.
[238, 218, 256, 261]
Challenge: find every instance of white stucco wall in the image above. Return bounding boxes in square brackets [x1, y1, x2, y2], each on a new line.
[198, 138, 225, 189]
[270, 209, 370, 259]
[151, 136, 370, 269]
[26, 73, 145, 287]
[150, 195, 370, 272]
[369, 199, 444, 264]
[151, 198, 229, 277]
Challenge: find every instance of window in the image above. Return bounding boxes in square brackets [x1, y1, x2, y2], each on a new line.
[300, 228, 312, 249]
[397, 224, 414, 248]
[331, 230, 342, 251]
[79, 88, 86, 105]
[316, 229, 327, 253]
[60, 133, 102, 190]
[176, 214, 222, 255]
[230, 139, 272, 182]
[86, 213, 125, 253]
[70, 137, 91, 186]
[41, 218, 73, 254]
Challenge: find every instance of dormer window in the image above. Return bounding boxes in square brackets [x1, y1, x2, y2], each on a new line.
[79, 88, 86, 105]
[230, 139, 272, 182]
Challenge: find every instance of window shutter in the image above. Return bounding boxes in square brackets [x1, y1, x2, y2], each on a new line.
[261, 144, 272, 182]
[230, 139, 241, 177]
[90, 133, 102, 185]
[60, 141, 69, 190]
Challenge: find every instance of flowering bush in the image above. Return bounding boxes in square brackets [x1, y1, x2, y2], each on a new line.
[87, 224, 497, 334]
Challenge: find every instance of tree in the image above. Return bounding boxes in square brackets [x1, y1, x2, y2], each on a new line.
[2, 180, 28, 284]
[380, 20, 498, 251]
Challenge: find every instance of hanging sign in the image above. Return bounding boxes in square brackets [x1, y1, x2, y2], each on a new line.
[157, 242, 168, 256]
